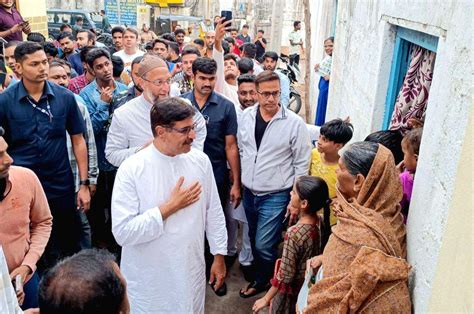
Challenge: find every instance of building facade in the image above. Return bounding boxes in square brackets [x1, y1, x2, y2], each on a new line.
[308, 1, 473, 312]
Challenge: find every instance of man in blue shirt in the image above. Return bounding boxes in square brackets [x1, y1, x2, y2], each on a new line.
[0, 41, 90, 272]
[80, 48, 127, 252]
[181, 57, 240, 296]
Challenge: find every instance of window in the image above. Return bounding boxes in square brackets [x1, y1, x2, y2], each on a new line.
[382, 27, 439, 129]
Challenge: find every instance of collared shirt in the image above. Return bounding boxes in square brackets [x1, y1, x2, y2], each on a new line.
[80, 79, 128, 171]
[0, 6, 24, 42]
[67, 95, 98, 192]
[112, 86, 138, 109]
[181, 91, 237, 184]
[68, 73, 90, 94]
[0, 81, 85, 199]
[68, 52, 84, 75]
[289, 30, 303, 55]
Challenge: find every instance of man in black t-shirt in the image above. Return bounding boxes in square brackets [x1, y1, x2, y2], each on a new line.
[254, 30, 267, 62]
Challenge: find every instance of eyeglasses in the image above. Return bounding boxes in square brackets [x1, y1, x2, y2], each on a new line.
[238, 90, 257, 96]
[142, 77, 172, 87]
[165, 123, 197, 135]
[257, 90, 280, 99]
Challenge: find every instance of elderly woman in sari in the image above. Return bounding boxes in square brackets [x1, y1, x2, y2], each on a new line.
[302, 141, 411, 313]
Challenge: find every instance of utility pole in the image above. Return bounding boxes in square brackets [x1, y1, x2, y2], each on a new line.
[117, 0, 122, 25]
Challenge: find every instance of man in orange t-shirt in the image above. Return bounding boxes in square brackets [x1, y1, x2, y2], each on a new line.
[0, 127, 52, 310]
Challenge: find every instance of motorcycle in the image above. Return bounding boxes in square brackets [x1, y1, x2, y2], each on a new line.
[278, 53, 302, 114]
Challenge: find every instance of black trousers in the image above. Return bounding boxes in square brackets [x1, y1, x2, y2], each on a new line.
[87, 170, 121, 258]
[289, 53, 300, 66]
[37, 193, 82, 275]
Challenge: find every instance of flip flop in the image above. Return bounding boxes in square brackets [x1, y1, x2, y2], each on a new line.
[239, 281, 268, 298]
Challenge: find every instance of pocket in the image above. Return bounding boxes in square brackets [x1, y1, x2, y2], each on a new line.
[9, 118, 32, 144]
[50, 115, 66, 137]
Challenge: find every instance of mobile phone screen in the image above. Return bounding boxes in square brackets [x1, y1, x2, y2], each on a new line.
[221, 10, 232, 23]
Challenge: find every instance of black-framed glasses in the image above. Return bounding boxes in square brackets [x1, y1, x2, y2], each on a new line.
[257, 90, 280, 99]
[142, 77, 172, 87]
[165, 123, 197, 135]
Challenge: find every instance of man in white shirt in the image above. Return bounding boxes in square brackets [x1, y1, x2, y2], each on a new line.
[112, 97, 227, 313]
[113, 28, 144, 80]
[288, 21, 304, 67]
[105, 55, 206, 167]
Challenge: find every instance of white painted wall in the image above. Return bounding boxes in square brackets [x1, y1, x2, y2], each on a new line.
[323, 0, 473, 312]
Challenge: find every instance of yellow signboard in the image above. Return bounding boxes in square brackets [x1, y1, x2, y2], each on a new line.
[144, 0, 184, 6]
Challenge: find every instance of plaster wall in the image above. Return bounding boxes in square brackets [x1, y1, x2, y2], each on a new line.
[324, 1, 473, 312]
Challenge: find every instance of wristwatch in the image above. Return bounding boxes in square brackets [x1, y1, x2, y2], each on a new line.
[79, 179, 90, 186]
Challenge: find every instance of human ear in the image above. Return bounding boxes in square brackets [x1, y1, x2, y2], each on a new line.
[300, 199, 308, 210]
[353, 173, 365, 193]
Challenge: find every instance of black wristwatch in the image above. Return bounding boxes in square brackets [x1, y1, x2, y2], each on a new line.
[79, 179, 90, 186]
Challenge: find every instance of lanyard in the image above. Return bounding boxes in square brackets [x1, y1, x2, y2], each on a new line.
[26, 97, 53, 122]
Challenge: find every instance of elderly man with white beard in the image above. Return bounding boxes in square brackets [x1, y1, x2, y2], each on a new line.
[105, 54, 207, 167]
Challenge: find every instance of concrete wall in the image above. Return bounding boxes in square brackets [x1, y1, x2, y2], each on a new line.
[325, 0, 473, 312]
[17, 0, 48, 37]
[46, 0, 104, 12]
[427, 107, 473, 312]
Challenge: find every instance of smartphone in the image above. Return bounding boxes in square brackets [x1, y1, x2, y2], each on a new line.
[20, 20, 29, 27]
[221, 10, 232, 23]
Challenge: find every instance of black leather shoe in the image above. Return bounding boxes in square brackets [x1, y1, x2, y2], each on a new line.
[212, 282, 227, 297]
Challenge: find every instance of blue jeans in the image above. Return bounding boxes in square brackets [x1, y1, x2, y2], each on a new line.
[20, 272, 39, 310]
[243, 187, 291, 287]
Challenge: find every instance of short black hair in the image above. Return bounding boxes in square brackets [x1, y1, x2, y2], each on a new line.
[192, 57, 217, 75]
[14, 41, 44, 63]
[79, 46, 94, 63]
[294, 21, 301, 28]
[364, 130, 403, 164]
[131, 55, 144, 69]
[60, 23, 72, 32]
[221, 40, 230, 54]
[5, 40, 20, 49]
[38, 249, 125, 314]
[160, 33, 176, 42]
[237, 74, 256, 86]
[43, 42, 58, 57]
[242, 43, 257, 59]
[168, 41, 179, 55]
[257, 29, 264, 34]
[77, 29, 96, 43]
[57, 32, 75, 42]
[229, 28, 238, 33]
[193, 38, 204, 47]
[111, 26, 125, 36]
[0, 126, 4, 137]
[224, 37, 235, 45]
[181, 45, 201, 57]
[242, 24, 249, 29]
[263, 51, 278, 61]
[174, 28, 185, 36]
[237, 58, 253, 74]
[153, 38, 169, 49]
[150, 97, 195, 136]
[75, 16, 84, 23]
[224, 53, 238, 64]
[255, 70, 280, 87]
[111, 56, 124, 78]
[320, 118, 354, 145]
[100, 9, 105, 14]
[27, 32, 46, 43]
[86, 48, 111, 69]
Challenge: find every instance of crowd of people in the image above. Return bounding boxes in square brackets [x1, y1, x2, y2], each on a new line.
[0, 1, 425, 313]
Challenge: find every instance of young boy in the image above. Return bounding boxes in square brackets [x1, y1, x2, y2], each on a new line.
[310, 118, 353, 225]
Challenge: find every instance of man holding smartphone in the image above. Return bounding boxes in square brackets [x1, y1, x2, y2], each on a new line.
[0, 0, 31, 42]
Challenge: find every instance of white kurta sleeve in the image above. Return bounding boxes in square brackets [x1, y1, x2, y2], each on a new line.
[106, 111, 142, 167]
[204, 158, 228, 256]
[112, 164, 165, 246]
[213, 47, 225, 94]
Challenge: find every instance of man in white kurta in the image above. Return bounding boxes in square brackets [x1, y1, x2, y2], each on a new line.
[112, 97, 227, 313]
